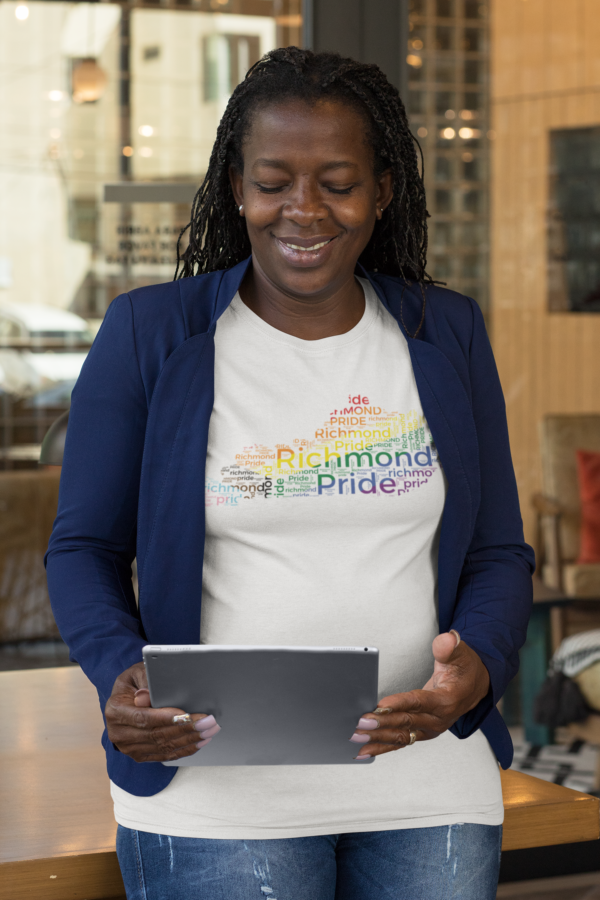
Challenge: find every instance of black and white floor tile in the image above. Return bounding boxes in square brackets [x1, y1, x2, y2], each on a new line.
[510, 727, 598, 794]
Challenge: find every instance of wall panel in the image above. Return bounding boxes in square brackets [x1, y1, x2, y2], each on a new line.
[491, 0, 600, 545]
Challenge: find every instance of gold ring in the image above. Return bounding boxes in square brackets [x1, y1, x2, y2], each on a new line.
[408, 730, 417, 745]
[172, 714, 192, 725]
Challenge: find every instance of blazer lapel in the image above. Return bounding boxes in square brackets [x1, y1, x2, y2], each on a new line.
[137, 259, 250, 644]
[408, 340, 480, 631]
[363, 270, 481, 632]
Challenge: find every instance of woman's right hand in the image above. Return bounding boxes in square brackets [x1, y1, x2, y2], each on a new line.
[105, 661, 220, 762]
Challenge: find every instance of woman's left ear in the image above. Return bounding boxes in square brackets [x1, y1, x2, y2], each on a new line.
[229, 164, 244, 210]
[377, 168, 394, 219]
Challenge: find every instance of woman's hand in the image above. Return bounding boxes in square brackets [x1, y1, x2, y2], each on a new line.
[105, 662, 220, 763]
[351, 632, 490, 758]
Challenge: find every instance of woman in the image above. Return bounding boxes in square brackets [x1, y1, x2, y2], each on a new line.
[46, 48, 534, 898]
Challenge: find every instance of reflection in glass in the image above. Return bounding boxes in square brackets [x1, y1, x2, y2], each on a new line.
[433, 221, 454, 249]
[436, 156, 453, 182]
[436, 91, 455, 115]
[436, 0, 454, 17]
[463, 27, 482, 52]
[548, 126, 600, 311]
[435, 59, 456, 83]
[435, 189, 453, 213]
[435, 25, 453, 51]
[0, 0, 295, 468]
[407, 0, 488, 310]
[464, 59, 481, 84]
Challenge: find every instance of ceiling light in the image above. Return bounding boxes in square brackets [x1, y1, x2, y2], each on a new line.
[49, 129, 61, 139]
[459, 109, 476, 120]
[459, 127, 482, 139]
[445, 109, 456, 120]
[49, 90, 64, 102]
[417, 127, 428, 138]
[15, 4, 29, 20]
[406, 54, 423, 68]
[139, 147, 153, 158]
[138, 125, 154, 137]
[72, 59, 107, 104]
[122, 146, 134, 157]
[441, 127, 456, 139]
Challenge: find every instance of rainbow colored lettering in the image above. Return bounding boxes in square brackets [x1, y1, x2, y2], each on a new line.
[205, 394, 439, 507]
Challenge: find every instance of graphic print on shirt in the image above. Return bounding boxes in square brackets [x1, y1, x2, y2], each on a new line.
[205, 393, 439, 507]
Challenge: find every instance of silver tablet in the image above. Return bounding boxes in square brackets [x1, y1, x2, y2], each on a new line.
[143, 644, 379, 766]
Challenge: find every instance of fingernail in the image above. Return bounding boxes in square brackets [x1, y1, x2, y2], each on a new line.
[196, 737, 213, 749]
[194, 715, 217, 732]
[355, 754, 371, 761]
[197, 723, 220, 739]
[172, 713, 192, 725]
[374, 707, 393, 714]
[357, 717, 378, 730]
[350, 732, 371, 744]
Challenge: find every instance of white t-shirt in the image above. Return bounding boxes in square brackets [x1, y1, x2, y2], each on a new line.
[111, 278, 503, 839]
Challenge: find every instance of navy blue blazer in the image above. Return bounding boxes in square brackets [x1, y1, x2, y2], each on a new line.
[46, 256, 534, 796]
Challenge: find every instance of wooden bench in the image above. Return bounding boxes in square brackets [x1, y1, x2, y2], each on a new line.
[1, 667, 598, 900]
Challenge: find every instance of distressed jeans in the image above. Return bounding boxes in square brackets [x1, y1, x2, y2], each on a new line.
[116, 822, 502, 899]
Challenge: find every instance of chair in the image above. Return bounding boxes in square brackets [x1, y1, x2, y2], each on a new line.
[534, 414, 600, 597]
[532, 414, 600, 655]
[0, 469, 61, 641]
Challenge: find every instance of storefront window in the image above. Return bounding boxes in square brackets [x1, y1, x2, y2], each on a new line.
[548, 126, 600, 312]
[0, 0, 301, 467]
[0, 0, 300, 649]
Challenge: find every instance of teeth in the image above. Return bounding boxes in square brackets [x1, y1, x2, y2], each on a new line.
[283, 240, 331, 252]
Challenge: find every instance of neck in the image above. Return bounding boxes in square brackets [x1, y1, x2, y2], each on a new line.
[238, 257, 365, 341]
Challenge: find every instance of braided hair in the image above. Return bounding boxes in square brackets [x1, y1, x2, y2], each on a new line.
[175, 46, 431, 288]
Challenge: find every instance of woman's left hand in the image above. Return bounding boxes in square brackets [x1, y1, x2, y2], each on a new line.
[352, 632, 490, 758]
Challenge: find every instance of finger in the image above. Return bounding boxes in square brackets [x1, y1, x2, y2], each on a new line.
[355, 728, 433, 758]
[112, 720, 217, 750]
[134, 689, 151, 708]
[368, 689, 437, 716]
[109, 701, 215, 733]
[117, 735, 214, 763]
[353, 719, 442, 748]
[432, 631, 463, 665]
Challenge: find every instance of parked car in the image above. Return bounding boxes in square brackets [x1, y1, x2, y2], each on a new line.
[0, 302, 92, 400]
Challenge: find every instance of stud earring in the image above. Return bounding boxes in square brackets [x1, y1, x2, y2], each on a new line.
[239, 204, 244, 215]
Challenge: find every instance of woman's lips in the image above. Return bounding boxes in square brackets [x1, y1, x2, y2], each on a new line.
[275, 235, 338, 266]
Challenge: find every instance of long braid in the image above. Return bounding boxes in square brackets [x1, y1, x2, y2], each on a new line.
[175, 47, 432, 298]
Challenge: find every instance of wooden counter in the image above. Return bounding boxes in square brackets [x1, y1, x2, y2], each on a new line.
[1, 667, 598, 900]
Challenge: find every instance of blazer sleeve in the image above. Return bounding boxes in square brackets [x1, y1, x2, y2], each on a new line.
[45, 294, 149, 709]
[449, 298, 535, 737]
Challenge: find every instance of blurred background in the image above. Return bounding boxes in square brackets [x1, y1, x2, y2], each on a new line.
[2, 1, 600, 893]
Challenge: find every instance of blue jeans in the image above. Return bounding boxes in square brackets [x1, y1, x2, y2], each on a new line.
[116, 822, 502, 899]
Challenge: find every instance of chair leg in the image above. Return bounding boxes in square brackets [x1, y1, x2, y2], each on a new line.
[550, 605, 565, 654]
[594, 750, 600, 792]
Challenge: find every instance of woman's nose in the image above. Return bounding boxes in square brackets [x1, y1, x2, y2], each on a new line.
[282, 179, 328, 224]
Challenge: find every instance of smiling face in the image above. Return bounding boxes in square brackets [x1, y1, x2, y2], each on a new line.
[229, 98, 393, 304]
